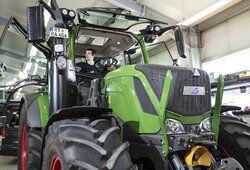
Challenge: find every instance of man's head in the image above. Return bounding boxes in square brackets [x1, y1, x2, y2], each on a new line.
[85, 49, 96, 62]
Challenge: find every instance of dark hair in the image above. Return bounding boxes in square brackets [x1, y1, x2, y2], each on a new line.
[86, 48, 96, 55]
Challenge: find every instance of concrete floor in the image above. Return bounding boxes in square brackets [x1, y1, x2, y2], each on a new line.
[0, 155, 17, 170]
[0, 137, 17, 170]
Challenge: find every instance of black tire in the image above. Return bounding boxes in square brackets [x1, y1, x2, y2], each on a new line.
[17, 105, 43, 170]
[218, 116, 250, 169]
[0, 126, 18, 156]
[42, 117, 137, 170]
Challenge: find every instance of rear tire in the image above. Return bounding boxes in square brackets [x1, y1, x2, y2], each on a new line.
[17, 105, 43, 170]
[218, 116, 250, 169]
[42, 117, 137, 170]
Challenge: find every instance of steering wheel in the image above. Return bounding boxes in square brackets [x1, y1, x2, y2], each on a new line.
[94, 57, 118, 73]
[94, 57, 118, 68]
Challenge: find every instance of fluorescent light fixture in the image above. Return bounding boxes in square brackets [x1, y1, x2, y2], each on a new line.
[44, 0, 51, 26]
[179, 0, 238, 26]
[25, 62, 32, 71]
[30, 46, 38, 56]
[19, 70, 28, 79]
[33, 63, 38, 75]
[6, 81, 15, 86]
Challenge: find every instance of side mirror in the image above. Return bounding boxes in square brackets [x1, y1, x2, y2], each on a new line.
[174, 28, 186, 58]
[27, 5, 45, 43]
[173, 59, 179, 66]
[0, 62, 7, 77]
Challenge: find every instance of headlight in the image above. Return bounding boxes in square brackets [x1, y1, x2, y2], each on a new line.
[56, 56, 67, 70]
[62, 9, 68, 16]
[166, 119, 185, 134]
[199, 117, 211, 132]
[69, 11, 76, 18]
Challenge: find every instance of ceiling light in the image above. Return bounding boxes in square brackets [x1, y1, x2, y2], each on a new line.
[25, 62, 33, 71]
[6, 81, 15, 86]
[30, 46, 38, 56]
[19, 70, 28, 79]
[33, 63, 38, 75]
[117, 42, 120, 45]
[179, 0, 240, 26]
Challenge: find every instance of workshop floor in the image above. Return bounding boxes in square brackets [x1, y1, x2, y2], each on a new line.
[0, 155, 17, 170]
[0, 137, 17, 170]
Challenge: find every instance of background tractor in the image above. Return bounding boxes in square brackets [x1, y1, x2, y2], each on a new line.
[0, 0, 246, 169]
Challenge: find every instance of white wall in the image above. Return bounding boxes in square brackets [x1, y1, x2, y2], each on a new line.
[202, 10, 250, 61]
[203, 47, 250, 75]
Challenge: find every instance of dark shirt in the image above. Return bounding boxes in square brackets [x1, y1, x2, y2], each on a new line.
[76, 62, 99, 74]
[75, 62, 100, 87]
[76, 62, 99, 105]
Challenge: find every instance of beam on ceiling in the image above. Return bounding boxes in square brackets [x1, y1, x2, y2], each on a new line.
[105, 0, 145, 16]
[143, 7, 178, 26]
[197, 0, 250, 31]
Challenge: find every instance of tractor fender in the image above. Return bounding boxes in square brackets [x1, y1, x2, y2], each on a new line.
[41, 107, 112, 151]
[21, 92, 49, 128]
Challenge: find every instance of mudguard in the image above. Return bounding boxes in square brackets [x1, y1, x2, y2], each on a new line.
[21, 92, 48, 128]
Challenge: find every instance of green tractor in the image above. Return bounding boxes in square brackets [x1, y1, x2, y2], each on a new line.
[13, 0, 250, 169]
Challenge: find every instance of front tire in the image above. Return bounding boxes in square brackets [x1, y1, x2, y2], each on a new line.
[218, 116, 250, 169]
[18, 105, 43, 170]
[42, 117, 137, 170]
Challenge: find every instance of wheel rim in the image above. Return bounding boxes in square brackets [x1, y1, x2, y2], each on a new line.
[21, 125, 26, 170]
[218, 144, 230, 158]
[51, 156, 62, 170]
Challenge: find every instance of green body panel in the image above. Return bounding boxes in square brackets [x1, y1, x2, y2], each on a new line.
[212, 75, 224, 143]
[36, 92, 49, 127]
[69, 28, 76, 61]
[131, 34, 150, 64]
[157, 70, 172, 156]
[105, 65, 160, 133]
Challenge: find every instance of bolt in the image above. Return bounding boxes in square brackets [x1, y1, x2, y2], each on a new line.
[161, 140, 164, 145]
[162, 151, 165, 155]
[170, 136, 175, 140]
[169, 147, 173, 151]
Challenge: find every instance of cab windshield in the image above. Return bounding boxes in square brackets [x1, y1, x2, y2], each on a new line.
[77, 8, 167, 31]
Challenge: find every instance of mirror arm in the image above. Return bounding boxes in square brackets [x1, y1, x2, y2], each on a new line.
[39, 0, 64, 24]
[39, 0, 55, 20]
[158, 26, 176, 36]
[50, 0, 64, 24]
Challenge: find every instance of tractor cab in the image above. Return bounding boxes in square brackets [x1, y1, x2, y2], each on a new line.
[74, 7, 177, 69]
[71, 8, 179, 105]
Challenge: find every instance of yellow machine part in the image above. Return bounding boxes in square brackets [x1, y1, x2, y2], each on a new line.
[106, 65, 117, 72]
[185, 145, 212, 167]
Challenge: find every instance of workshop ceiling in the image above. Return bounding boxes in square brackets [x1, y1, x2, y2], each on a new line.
[0, 0, 243, 27]
[0, 0, 246, 88]
[139, 0, 218, 22]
